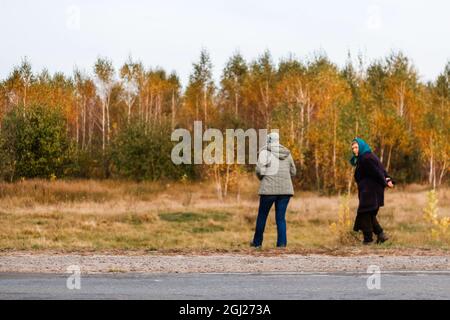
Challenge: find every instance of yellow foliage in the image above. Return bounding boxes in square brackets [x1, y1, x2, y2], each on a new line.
[423, 189, 449, 241]
[330, 194, 357, 244]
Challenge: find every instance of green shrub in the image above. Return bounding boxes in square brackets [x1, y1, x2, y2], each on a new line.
[0, 105, 72, 180]
[110, 120, 193, 181]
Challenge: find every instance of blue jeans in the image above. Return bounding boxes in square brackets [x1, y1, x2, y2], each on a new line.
[252, 195, 291, 247]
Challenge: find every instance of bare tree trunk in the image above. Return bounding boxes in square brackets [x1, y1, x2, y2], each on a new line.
[429, 136, 434, 187]
[144, 94, 149, 125]
[22, 84, 27, 117]
[203, 89, 208, 128]
[433, 162, 437, 189]
[23, 83, 28, 109]
[260, 82, 270, 128]
[224, 165, 230, 198]
[347, 168, 354, 195]
[82, 98, 86, 150]
[195, 96, 199, 120]
[138, 91, 143, 121]
[295, 84, 307, 156]
[397, 82, 405, 117]
[236, 171, 241, 203]
[386, 145, 393, 171]
[101, 102, 106, 152]
[88, 103, 93, 150]
[306, 100, 312, 149]
[429, 154, 434, 186]
[214, 166, 223, 201]
[289, 104, 294, 143]
[127, 99, 132, 124]
[171, 90, 176, 130]
[157, 93, 162, 123]
[265, 82, 270, 127]
[300, 102, 304, 155]
[23, 87, 26, 108]
[332, 105, 337, 190]
[106, 93, 111, 145]
[315, 148, 320, 192]
[147, 92, 153, 126]
[438, 160, 447, 186]
[234, 91, 239, 116]
[75, 101, 79, 148]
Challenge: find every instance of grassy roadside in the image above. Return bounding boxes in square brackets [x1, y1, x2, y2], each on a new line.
[0, 178, 449, 254]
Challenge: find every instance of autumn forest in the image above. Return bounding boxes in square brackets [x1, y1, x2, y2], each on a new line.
[0, 50, 448, 194]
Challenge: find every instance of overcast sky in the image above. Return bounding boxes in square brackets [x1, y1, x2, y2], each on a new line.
[0, 0, 449, 86]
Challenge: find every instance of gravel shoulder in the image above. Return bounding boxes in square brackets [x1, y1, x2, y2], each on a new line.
[1, 252, 449, 274]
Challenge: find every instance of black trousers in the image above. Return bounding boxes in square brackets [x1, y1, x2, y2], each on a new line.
[353, 208, 383, 241]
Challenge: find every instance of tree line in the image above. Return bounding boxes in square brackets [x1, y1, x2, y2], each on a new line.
[0, 50, 448, 194]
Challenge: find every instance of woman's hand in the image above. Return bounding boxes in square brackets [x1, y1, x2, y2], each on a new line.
[386, 178, 394, 188]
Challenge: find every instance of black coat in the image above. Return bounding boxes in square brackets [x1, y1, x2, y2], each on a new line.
[354, 152, 392, 213]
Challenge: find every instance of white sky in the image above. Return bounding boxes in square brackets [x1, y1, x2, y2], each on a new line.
[0, 0, 449, 86]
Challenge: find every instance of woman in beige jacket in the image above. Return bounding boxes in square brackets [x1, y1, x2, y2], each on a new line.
[251, 132, 296, 248]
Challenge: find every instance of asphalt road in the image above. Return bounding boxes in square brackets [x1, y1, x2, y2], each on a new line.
[1, 272, 450, 300]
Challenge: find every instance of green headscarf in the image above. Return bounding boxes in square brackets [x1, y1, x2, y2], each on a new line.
[350, 138, 372, 166]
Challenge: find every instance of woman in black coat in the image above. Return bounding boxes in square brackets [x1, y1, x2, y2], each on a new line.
[350, 138, 394, 244]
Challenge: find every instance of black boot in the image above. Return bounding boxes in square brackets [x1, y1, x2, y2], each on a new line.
[376, 232, 389, 244]
[363, 232, 373, 245]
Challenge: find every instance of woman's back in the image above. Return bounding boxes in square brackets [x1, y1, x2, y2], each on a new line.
[256, 144, 296, 195]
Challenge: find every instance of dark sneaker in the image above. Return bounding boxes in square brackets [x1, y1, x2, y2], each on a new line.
[376, 232, 389, 244]
[250, 242, 261, 249]
[362, 240, 373, 245]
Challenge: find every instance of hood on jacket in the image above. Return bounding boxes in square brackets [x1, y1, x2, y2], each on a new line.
[265, 143, 291, 160]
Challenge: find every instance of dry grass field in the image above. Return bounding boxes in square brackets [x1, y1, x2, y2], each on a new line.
[0, 177, 449, 254]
